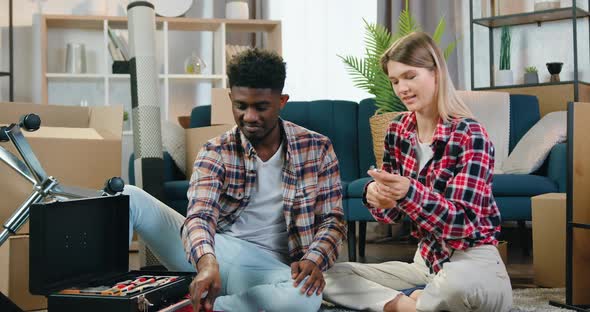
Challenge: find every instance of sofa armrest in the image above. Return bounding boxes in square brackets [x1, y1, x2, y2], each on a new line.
[128, 152, 185, 185]
[546, 142, 567, 192]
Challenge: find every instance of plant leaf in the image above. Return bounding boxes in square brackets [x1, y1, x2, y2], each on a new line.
[338, 1, 459, 114]
[432, 16, 446, 44]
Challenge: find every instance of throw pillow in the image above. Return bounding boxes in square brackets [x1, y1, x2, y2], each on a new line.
[500, 111, 566, 174]
[162, 120, 186, 175]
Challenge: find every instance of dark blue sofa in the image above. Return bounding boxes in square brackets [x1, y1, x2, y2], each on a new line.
[130, 95, 566, 261]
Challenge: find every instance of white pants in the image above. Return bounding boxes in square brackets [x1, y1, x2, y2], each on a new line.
[323, 245, 512, 312]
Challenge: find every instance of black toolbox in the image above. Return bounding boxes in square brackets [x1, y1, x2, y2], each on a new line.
[29, 195, 194, 312]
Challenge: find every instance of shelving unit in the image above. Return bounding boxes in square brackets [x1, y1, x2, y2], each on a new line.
[40, 14, 282, 123]
[0, 0, 14, 101]
[469, 1, 590, 116]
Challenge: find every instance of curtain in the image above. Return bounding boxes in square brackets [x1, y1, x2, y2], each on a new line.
[378, 0, 462, 88]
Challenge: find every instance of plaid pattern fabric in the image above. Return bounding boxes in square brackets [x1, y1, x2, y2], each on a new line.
[182, 120, 346, 271]
[365, 112, 501, 273]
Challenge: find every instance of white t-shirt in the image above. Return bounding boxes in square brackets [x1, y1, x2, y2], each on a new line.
[415, 141, 434, 173]
[225, 142, 289, 262]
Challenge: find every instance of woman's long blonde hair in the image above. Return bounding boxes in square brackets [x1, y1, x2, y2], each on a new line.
[380, 32, 472, 122]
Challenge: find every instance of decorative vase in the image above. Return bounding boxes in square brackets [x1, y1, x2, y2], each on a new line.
[225, 0, 249, 19]
[65, 43, 87, 74]
[524, 72, 539, 84]
[495, 69, 514, 86]
[184, 53, 206, 74]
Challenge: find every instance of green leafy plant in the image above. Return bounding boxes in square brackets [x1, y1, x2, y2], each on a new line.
[525, 66, 537, 73]
[500, 26, 511, 70]
[338, 0, 458, 114]
[123, 111, 129, 121]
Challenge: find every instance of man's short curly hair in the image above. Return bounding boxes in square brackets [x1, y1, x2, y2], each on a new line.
[227, 48, 286, 92]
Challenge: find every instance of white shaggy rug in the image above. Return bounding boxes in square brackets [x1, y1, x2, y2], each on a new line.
[320, 288, 576, 311]
[511, 288, 574, 312]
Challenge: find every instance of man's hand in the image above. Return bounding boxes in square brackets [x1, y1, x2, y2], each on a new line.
[190, 254, 221, 312]
[291, 260, 324, 296]
[367, 169, 411, 201]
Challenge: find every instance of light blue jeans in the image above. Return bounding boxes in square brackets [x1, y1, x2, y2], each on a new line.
[124, 185, 322, 312]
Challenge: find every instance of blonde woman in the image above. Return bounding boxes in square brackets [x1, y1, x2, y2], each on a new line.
[324, 32, 512, 312]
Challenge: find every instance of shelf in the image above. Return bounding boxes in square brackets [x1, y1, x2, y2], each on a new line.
[46, 73, 104, 79]
[108, 74, 131, 79]
[166, 74, 225, 80]
[225, 19, 281, 32]
[473, 80, 590, 90]
[105, 74, 225, 80]
[474, 7, 590, 28]
[44, 15, 280, 32]
[0, 72, 10, 77]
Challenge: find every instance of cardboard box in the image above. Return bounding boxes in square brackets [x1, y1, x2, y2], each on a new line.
[497, 240, 508, 264]
[211, 88, 235, 126]
[532, 193, 566, 287]
[0, 102, 123, 233]
[0, 235, 47, 311]
[185, 124, 234, 177]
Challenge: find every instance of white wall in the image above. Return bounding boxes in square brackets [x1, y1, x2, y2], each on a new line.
[263, 0, 376, 102]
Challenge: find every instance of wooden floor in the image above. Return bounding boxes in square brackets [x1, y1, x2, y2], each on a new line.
[337, 224, 536, 289]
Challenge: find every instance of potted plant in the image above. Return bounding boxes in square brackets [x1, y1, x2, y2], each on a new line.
[339, 0, 457, 166]
[524, 66, 539, 84]
[496, 26, 513, 86]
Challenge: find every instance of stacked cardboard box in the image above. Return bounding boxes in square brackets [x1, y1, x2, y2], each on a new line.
[531, 193, 566, 287]
[0, 102, 123, 310]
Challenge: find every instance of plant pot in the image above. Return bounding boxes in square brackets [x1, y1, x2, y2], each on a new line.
[524, 72, 539, 84]
[495, 69, 514, 86]
[369, 112, 402, 169]
[546, 62, 563, 82]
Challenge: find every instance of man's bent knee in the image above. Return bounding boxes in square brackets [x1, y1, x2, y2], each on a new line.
[264, 287, 322, 312]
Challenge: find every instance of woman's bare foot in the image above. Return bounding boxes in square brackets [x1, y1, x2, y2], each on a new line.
[409, 289, 423, 301]
[383, 294, 417, 312]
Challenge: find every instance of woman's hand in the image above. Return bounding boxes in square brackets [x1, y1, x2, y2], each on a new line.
[366, 180, 397, 209]
[367, 169, 411, 204]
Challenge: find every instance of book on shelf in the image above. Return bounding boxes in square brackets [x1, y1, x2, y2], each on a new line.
[108, 41, 124, 61]
[107, 28, 128, 61]
[115, 31, 129, 60]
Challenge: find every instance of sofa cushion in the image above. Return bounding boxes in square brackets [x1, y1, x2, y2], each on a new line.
[345, 198, 377, 221]
[281, 100, 359, 182]
[495, 197, 531, 221]
[348, 177, 372, 198]
[164, 180, 190, 200]
[492, 174, 558, 196]
[163, 180, 190, 215]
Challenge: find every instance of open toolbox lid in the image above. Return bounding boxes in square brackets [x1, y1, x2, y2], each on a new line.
[28, 195, 129, 296]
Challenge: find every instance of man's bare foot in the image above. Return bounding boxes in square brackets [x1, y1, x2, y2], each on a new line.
[383, 294, 417, 312]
